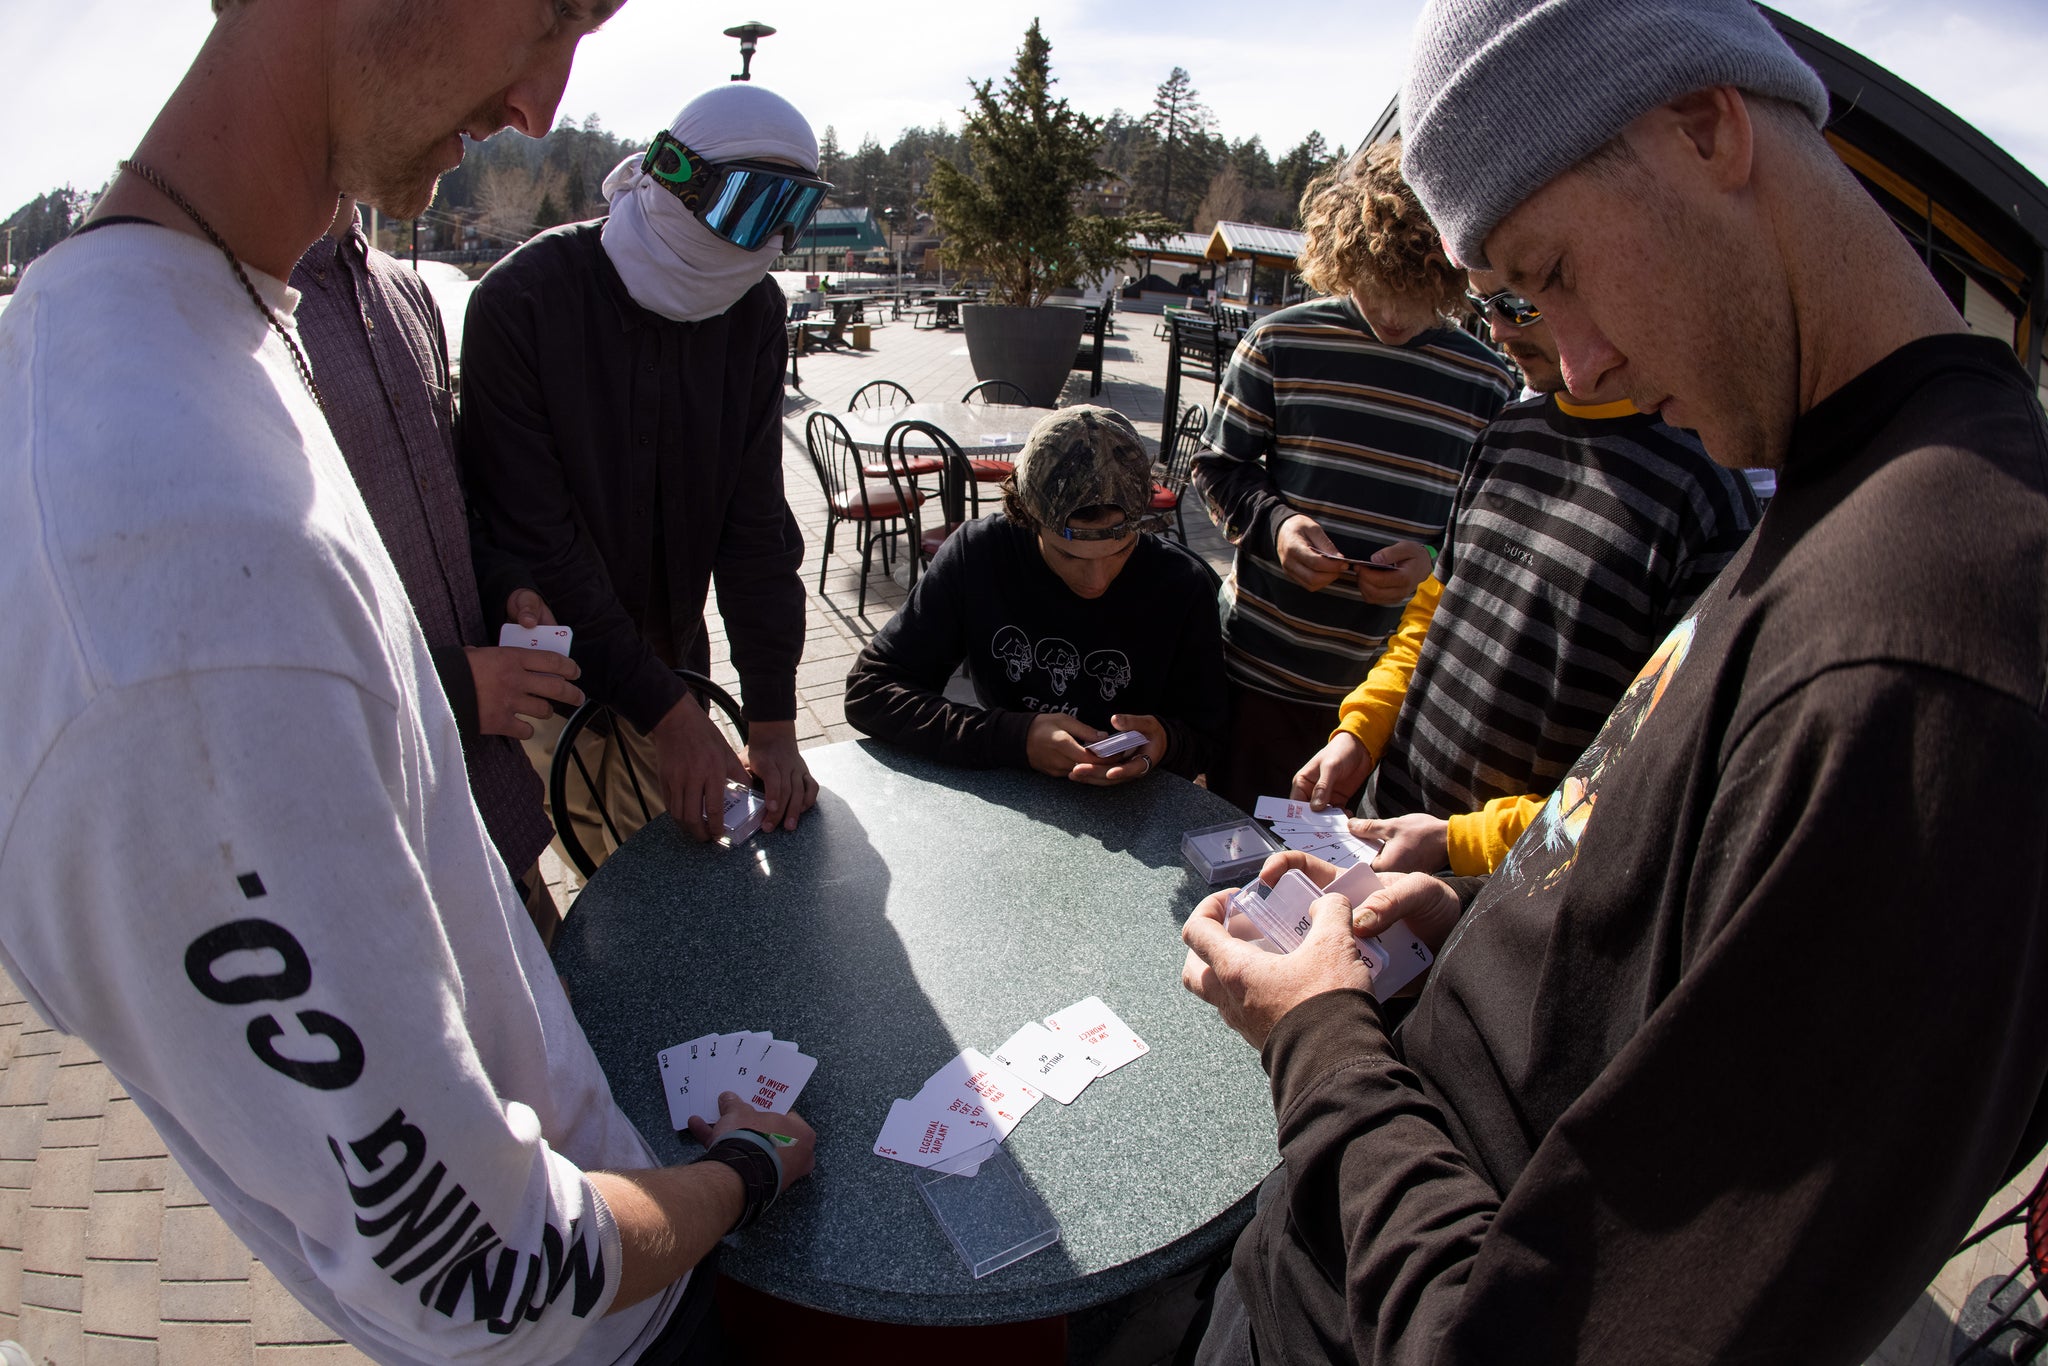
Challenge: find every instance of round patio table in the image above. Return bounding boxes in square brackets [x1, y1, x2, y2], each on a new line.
[837, 401, 1049, 458]
[839, 401, 1051, 524]
[552, 739, 1276, 1325]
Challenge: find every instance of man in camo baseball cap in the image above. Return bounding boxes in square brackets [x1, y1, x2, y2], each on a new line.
[1007, 405, 1161, 539]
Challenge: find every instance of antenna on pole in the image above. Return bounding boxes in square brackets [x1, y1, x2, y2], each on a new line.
[724, 22, 776, 81]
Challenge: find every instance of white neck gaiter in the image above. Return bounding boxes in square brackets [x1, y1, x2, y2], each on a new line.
[600, 84, 820, 324]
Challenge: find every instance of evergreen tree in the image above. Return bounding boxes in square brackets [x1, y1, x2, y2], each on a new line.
[1142, 68, 1217, 225]
[817, 126, 844, 190]
[925, 20, 1170, 305]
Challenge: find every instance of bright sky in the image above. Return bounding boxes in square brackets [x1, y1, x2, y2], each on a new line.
[6, 0, 2046, 220]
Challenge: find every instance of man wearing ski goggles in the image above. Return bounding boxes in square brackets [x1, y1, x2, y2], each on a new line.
[641, 129, 832, 252]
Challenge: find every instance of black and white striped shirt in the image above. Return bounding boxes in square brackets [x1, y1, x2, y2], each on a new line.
[1366, 394, 1759, 821]
[1193, 296, 1514, 704]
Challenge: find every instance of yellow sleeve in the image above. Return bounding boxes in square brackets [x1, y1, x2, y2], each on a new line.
[1445, 794, 1549, 875]
[1332, 576, 1442, 764]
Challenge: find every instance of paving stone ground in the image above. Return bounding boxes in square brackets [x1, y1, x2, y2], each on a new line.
[0, 304, 2033, 1364]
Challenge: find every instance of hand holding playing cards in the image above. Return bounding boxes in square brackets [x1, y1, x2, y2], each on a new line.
[1291, 731, 1374, 810]
[1276, 514, 1347, 592]
[1026, 712, 1101, 779]
[654, 693, 751, 842]
[744, 721, 818, 831]
[1353, 540, 1432, 605]
[1353, 812, 1451, 874]
[505, 587, 557, 629]
[685, 1092, 817, 1193]
[1180, 881, 1374, 1050]
[1068, 714, 1166, 785]
[1347, 867, 1465, 961]
[464, 646, 583, 740]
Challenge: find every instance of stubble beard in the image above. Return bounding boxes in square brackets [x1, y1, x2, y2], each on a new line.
[334, 0, 466, 225]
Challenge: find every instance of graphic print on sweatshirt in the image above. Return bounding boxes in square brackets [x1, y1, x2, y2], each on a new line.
[182, 868, 611, 1337]
[990, 627, 1131, 711]
[1461, 613, 1700, 945]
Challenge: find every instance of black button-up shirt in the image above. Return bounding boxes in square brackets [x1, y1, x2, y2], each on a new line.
[457, 222, 803, 733]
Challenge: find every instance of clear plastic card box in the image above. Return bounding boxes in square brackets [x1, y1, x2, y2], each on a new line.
[912, 1140, 1062, 1279]
[1181, 818, 1283, 884]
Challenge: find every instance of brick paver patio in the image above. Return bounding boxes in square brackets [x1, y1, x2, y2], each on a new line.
[0, 304, 2035, 1364]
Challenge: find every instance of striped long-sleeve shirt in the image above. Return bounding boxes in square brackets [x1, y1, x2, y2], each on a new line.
[1191, 296, 1514, 704]
[1354, 393, 1759, 853]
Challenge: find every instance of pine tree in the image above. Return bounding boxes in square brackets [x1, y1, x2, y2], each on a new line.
[1144, 68, 1216, 225]
[925, 21, 1170, 305]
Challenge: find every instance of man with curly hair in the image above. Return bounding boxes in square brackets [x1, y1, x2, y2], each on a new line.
[1192, 141, 1514, 811]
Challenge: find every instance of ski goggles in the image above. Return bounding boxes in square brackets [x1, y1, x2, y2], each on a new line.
[639, 131, 832, 252]
[1464, 287, 1542, 328]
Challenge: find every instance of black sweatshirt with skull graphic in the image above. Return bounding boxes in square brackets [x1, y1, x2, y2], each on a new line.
[843, 514, 1229, 778]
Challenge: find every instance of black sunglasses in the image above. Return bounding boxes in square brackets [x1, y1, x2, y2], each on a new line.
[639, 130, 833, 252]
[1465, 288, 1542, 327]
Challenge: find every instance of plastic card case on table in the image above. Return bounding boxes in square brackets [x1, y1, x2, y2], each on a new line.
[912, 1141, 1061, 1279]
[1182, 819, 1283, 885]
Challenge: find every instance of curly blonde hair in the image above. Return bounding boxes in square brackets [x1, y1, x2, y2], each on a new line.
[1296, 139, 1466, 313]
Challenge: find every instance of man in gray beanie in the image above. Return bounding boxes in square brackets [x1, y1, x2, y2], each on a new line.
[1178, 1, 2048, 1362]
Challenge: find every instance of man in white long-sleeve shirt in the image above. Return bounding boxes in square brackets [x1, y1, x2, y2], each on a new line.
[0, 2, 815, 1363]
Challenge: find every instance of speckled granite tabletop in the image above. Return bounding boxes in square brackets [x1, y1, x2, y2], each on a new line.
[553, 739, 1279, 1325]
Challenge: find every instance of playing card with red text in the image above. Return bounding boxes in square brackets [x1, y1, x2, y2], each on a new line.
[498, 622, 573, 656]
[739, 1041, 817, 1115]
[916, 1048, 1042, 1136]
[990, 1022, 1097, 1105]
[1254, 796, 1349, 829]
[1043, 996, 1148, 1077]
[873, 1095, 994, 1167]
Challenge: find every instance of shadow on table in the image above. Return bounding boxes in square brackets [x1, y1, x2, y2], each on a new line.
[847, 739, 1233, 956]
[554, 785, 1089, 1312]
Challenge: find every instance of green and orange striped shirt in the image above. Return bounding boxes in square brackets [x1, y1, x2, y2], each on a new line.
[1191, 296, 1513, 704]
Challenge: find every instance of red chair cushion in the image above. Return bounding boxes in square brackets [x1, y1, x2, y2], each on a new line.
[919, 521, 962, 559]
[968, 458, 1014, 481]
[862, 455, 945, 478]
[831, 482, 924, 518]
[1149, 483, 1180, 511]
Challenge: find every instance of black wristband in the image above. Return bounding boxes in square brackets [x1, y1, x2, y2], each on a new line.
[693, 1134, 780, 1232]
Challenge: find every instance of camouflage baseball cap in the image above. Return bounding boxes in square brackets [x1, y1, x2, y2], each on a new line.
[1011, 406, 1160, 541]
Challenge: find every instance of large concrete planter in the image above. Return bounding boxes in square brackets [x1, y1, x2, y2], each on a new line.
[960, 303, 1089, 407]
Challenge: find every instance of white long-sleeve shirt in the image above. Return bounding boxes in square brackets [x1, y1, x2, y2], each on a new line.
[0, 225, 681, 1366]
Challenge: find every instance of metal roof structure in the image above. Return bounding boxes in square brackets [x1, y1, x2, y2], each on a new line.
[1132, 231, 1214, 265]
[1357, 8, 2048, 382]
[1205, 221, 1308, 267]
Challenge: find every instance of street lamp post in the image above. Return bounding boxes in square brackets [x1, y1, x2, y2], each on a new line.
[880, 206, 901, 317]
[723, 22, 776, 81]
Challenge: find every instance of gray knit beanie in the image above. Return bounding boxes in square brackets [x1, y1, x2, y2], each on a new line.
[1401, 0, 1830, 266]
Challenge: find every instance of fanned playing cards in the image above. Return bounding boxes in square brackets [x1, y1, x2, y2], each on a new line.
[658, 1030, 817, 1131]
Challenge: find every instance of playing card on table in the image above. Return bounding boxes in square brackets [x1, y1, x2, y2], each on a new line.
[1044, 996, 1148, 1077]
[873, 1095, 995, 1167]
[916, 1048, 1042, 1137]
[498, 622, 573, 656]
[990, 1022, 1098, 1105]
